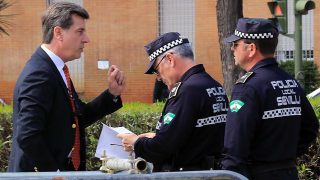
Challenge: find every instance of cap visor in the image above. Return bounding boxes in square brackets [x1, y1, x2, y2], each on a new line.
[223, 35, 241, 43]
[144, 60, 156, 74]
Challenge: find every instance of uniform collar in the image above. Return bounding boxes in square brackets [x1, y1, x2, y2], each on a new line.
[180, 64, 205, 82]
[249, 57, 277, 72]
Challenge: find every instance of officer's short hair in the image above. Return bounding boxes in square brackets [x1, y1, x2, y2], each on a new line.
[244, 38, 278, 55]
[168, 43, 194, 60]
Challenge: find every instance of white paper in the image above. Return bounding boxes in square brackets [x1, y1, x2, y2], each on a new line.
[95, 123, 134, 159]
[111, 127, 133, 134]
[97, 60, 109, 70]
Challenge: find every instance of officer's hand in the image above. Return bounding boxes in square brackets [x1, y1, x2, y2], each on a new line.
[108, 65, 125, 96]
[117, 133, 138, 152]
[138, 132, 155, 139]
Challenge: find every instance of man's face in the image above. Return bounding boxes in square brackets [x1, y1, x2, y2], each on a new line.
[153, 52, 176, 90]
[231, 40, 250, 68]
[60, 14, 90, 61]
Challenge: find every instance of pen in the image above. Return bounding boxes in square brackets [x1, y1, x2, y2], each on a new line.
[110, 143, 123, 147]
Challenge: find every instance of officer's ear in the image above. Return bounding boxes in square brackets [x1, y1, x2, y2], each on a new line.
[166, 52, 175, 67]
[247, 43, 257, 58]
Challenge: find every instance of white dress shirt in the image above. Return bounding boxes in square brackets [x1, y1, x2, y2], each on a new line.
[41, 44, 68, 87]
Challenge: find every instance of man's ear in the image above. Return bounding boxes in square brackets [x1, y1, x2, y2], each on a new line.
[53, 26, 63, 41]
[167, 53, 175, 67]
[248, 43, 257, 58]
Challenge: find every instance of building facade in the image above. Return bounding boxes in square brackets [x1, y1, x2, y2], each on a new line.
[0, 0, 318, 103]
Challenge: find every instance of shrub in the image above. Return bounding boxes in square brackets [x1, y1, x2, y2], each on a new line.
[104, 102, 163, 134]
[297, 98, 320, 179]
[0, 102, 163, 171]
[0, 101, 319, 179]
[0, 105, 12, 172]
[279, 60, 320, 94]
[86, 102, 163, 170]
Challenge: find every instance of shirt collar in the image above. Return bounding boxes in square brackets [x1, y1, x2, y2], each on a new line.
[41, 44, 65, 71]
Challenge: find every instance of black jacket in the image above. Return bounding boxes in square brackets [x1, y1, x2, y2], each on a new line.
[8, 47, 122, 172]
[222, 58, 319, 177]
[134, 64, 228, 171]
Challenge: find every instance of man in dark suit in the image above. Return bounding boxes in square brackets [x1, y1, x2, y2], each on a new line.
[8, 2, 125, 172]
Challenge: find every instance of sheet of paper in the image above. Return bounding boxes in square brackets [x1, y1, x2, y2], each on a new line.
[111, 126, 133, 134]
[95, 123, 134, 159]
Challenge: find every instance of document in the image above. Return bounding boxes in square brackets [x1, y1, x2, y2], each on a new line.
[95, 123, 134, 159]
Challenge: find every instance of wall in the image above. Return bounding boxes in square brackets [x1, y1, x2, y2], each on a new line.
[0, 0, 318, 103]
[314, 0, 320, 66]
[195, 0, 223, 82]
[0, 0, 45, 103]
[83, 0, 157, 103]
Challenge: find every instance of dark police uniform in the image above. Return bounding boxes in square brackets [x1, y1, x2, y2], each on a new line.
[134, 64, 228, 172]
[222, 58, 319, 179]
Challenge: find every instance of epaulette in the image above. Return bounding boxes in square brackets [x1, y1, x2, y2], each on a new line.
[236, 72, 254, 84]
[168, 82, 182, 99]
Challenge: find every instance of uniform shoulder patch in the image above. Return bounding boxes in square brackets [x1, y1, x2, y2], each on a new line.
[230, 100, 244, 112]
[168, 82, 182, 99]
[163, 113, 175, 124]
[236, 72, 254, 84]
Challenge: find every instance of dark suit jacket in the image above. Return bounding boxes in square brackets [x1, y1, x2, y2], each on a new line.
[8, 47, 122, 172]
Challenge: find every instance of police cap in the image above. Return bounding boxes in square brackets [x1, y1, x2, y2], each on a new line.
[144, 32, 189, 74]
[224, 18, 279, 43]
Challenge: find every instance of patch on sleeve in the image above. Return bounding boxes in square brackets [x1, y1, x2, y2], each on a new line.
[230, 100, 244, 112]
[236, 72, 254, 84]
[168, 82, 182, 99]
[163, 113, 175, 124]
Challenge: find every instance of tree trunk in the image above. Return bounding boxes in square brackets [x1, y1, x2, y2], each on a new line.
[216, 0, 244, 96]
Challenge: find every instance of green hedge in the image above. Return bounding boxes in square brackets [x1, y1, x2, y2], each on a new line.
[0, 105, 12, 172]
[279, 60, 320, 94]
[0, 102, 319, 179]
[297, 98, 320, 179]
[86, 102, 163, 170]
[0, 102, 163, 171]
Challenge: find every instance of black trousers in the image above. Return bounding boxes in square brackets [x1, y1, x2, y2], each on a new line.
[155, 156, 222, 172]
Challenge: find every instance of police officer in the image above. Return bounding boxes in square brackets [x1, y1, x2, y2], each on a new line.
[118, 32, 228, 172]
[221, 18, 319, 179]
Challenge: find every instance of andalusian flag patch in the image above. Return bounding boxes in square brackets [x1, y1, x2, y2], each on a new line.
[163, 113, 175, 124]
[230, 100, 244, 112]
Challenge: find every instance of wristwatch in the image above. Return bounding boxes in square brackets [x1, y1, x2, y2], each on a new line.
[112, 95, 119, 103]
[108, 90, 119, 103]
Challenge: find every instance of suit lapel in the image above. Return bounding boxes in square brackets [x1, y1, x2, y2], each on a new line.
[35, 47, 70, 100]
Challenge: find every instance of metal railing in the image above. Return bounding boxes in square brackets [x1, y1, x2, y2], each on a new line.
[0, 170, 248, 180]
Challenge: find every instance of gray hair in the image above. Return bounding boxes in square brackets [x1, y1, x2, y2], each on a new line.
[165, 43, 194, 60]
[41, 2, 89, 43]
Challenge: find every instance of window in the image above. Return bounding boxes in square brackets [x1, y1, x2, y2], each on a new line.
[158, 0, 195, 55]
[276, 0, 314, 62]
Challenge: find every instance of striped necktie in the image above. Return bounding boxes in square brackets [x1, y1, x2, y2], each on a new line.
[63, 65, 80, 170]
